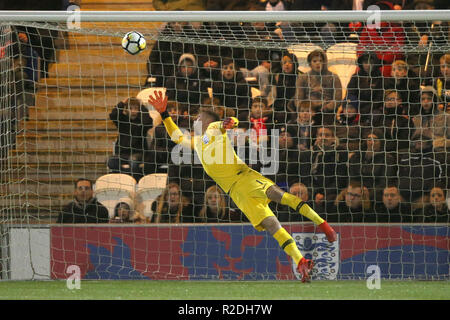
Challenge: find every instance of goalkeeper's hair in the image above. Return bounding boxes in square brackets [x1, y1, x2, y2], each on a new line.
[201, 109, 221, 123]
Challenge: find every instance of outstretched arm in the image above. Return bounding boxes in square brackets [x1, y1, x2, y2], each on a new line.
[148, 91, 193, 149]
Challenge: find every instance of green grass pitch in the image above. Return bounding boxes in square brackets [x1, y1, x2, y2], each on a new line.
[0, 280, 448, 300]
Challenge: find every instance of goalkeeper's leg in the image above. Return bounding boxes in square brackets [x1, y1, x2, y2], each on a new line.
[259, 216, 313, 283]
[266, 185, 337, 243]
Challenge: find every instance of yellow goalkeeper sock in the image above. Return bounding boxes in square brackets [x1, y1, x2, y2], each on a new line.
[273, 228, 303, 266]
[281, 192, 324, 225]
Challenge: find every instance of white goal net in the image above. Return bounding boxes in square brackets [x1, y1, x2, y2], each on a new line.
[0, 10, 449, 281]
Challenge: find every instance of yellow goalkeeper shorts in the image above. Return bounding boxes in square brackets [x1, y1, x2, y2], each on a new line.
[228, 168, 276, 231]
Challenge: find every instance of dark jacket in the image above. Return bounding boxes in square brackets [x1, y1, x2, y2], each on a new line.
[297, 145, 348, 198]
[372, 109, 415, 153]
[373, 202, 413, 223]
[327, 202, 369, 223]
[346, 52, 384, 117]
[413, 204, 450, 223]
[109, 101, 153, 157]
[212, 69, 251, 110]
[348, 151, 397, 190]
[57, 198, 109, 223]
[199, 207, 242, 223]
[383, 75, 421, 116]
[151, 202, 195, 223]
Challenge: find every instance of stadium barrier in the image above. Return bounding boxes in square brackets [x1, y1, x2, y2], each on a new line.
[6, 223, 449, 281]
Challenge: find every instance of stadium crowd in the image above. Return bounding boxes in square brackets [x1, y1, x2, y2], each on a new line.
[1, 0, 448, 224]
[132, 0, 449, 224]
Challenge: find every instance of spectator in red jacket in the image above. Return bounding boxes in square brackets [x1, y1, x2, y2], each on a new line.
[357, 1, 406, 77]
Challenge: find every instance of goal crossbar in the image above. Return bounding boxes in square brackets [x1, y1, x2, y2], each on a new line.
[0, 10, 449, 23]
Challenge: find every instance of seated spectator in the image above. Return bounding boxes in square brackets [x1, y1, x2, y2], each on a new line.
[412, 86, 441, 142]
[348, 128, 397, 195]
[297, 125, 348, 210]
[383, 59, 421, 115]
[165, 53, 208, 105]
[357, 1, 406, 78]
[108, 97, 153, 182]
[270, 182, 311, 222]
[295, 49, 342, 124]
[288, 100, 319, 151]
[346, 52, 384, 121]
[146, 22, 187, 87]
[247, 96, 275, 144]
[334, 96, 361, 152]
[413, 184, 450, 223]
[57, 178, 109, 223]
[241, 49, 276, 97]
[151, 182, 195, 223]
[267, 124, 299, 190]
[110, 199, 147, 224]
[434, 53, 450, 108]
[328, 180, 372, 223]
[272, 51, 301, 123]
[373, 184, 413, 223]
[432, 95, 450, 173]
[198, 185, 241, 222]
[211, 58, 251, 117]
[372, 89, 415, 154]
[398, 134, 444, 203]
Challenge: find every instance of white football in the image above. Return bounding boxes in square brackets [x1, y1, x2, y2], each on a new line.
[122, 31, 146, 55]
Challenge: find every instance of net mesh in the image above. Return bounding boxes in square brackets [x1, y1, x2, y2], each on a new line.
[0, 14, 449, 280]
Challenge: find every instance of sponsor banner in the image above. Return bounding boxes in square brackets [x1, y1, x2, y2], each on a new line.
[50, 224, 449, 280]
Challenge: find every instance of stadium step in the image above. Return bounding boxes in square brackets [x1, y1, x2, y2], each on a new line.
[9, 162, 109, 178]
[35, 88, 141, 108]
[20, 119, 115, 131]
[39, 76, 144, 88]
[15, 132, 117, 150]
[0, 193, 72, 212]
[48, 62, 147, 77]
[6, 178, 86, 197]
[10, 149, 112, 164]
[28, 106, 114, 120]
[5, 0, 159, 222]
[57, 48, 148, 64]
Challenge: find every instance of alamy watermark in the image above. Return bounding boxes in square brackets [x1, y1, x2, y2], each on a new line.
[366, 265, 381, 290]
[366, 5, 381, 30]
[67, 5, 81, 30]
[66, 265, 81, 290]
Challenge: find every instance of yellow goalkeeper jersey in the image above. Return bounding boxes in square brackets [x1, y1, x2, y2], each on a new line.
[162, 116, 249, 193]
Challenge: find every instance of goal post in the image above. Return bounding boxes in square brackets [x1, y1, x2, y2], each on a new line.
[0, 10, 449, 281]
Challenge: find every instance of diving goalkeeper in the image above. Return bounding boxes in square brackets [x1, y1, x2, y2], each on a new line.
[149, 91, 337, 283]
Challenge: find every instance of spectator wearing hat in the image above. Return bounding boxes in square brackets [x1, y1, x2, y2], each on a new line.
[165, 53, 208, 105]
